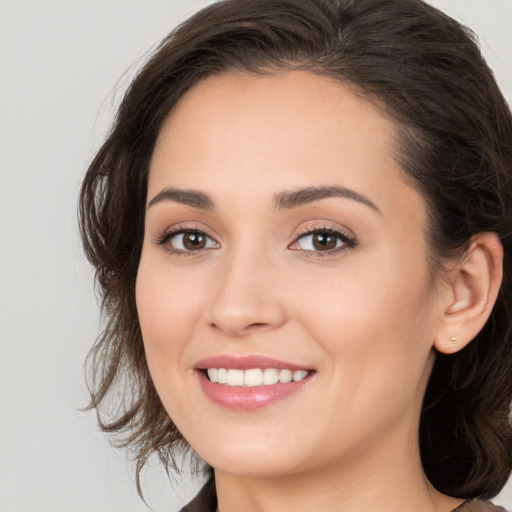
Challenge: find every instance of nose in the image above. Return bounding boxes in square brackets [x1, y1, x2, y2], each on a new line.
[206, 248, 287, 337]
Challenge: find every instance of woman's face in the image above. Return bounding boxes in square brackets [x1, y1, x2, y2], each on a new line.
[136, 70, 446, 478]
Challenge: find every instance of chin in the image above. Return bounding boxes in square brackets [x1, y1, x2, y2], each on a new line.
[192, 438, 312, 478]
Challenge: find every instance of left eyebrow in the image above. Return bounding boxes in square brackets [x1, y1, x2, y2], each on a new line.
[146, 187, 215, 210]
[274, 185, 381, 213]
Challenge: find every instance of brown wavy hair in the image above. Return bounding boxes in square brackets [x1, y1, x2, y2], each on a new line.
[79, 0, 512, 499]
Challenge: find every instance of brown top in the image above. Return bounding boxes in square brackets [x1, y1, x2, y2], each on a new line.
[179, 480, 508, 512]
[452, 501, 508, 512]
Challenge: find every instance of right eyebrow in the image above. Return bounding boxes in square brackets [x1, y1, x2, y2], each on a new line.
[146, 187, 215, 210]
[274, 185, 381, 213]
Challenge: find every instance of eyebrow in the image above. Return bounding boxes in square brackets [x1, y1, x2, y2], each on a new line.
[147, 187, 215, 210]
[147, 184, 380, 213]
[274, 185, 381, 213]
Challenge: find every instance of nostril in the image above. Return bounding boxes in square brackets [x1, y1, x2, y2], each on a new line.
[208, 320, 275, 335]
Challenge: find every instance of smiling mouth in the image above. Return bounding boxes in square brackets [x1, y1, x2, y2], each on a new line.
[204, 368, 312, 387]
[196, 358, 315, 410]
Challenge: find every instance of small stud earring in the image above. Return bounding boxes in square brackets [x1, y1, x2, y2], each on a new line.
[449, 336, 457, 344]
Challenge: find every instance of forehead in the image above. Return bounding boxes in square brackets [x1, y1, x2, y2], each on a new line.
[148, 70, 423, 220]
[153, 70, 395, 162]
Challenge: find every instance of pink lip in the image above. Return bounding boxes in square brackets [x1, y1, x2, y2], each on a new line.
[194, 355, 310, 371]
[194, 355, 314, 411]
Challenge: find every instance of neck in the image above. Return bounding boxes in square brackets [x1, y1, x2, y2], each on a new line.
[213, 427, 464, 512]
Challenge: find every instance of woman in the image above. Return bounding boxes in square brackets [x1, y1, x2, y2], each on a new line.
[79, 0, 512, 510]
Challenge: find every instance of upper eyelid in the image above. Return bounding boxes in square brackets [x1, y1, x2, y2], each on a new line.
[158, 224, 352, 238]
[157, 222, 217, 238]
[153, 224, 218, 245]
[289, 224, 357, 251]
[293, 223, 355, 240]
[152, 221, 356, 248]
[154, 228, 220, 255]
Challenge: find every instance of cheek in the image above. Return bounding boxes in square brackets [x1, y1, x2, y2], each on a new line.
[136, 255, 205, 340]
[135, 256, 211, 430]
[135, 257, 204, 383]
[293, 252, 436, 386]
[293, 262, 437, 445]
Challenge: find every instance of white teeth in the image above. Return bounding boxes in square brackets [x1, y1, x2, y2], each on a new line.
[226, 369, 244, 387]
[263, 368, 279, 385]
[279, 369, 293, 383]
[207, 368, 218, 382]
[217, 368, 227, 384]
[292, 370, 308, 381]
[244, 368, 263, 387]
[206, 368, 309, 387]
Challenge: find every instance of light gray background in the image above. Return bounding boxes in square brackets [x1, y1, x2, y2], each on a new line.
[1, 1, 511, 511]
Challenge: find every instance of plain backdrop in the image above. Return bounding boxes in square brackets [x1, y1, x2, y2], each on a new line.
[1, 1, 511, 511]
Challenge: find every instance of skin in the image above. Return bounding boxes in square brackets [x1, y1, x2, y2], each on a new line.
[136, 70, 486, 512]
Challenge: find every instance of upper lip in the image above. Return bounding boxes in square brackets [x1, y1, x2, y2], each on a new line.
[194, 355, 312, 371]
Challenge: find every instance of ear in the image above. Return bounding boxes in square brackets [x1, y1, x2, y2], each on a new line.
[434, 232, 503, 355]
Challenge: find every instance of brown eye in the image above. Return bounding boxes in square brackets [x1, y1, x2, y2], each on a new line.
[160, 229, 219, 253]
[312, 232, 338, 251]
[289, 227, 355, 254]
[182, 231, 207, 250]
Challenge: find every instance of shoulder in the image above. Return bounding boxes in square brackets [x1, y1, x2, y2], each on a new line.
[177, 487, 510, 512]
[179, 478, 217, 512]
[453, 499, 509, 512]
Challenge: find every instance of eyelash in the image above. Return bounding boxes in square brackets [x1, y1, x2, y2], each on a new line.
[154, 227, 219, 256]
[289, 225, 356, 257]
[154, 225, 356, 257]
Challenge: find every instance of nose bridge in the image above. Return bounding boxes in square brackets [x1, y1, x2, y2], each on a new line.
[207, 237, 286, 336]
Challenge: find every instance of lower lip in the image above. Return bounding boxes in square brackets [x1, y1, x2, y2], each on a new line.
[197, 371, 312, 411]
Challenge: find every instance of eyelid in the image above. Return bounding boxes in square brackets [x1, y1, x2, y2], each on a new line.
[288, 223, 356, 255]
[153, 223, 220, 254]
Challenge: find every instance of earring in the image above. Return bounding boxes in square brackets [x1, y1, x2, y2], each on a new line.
[449, 336, 457, 344]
